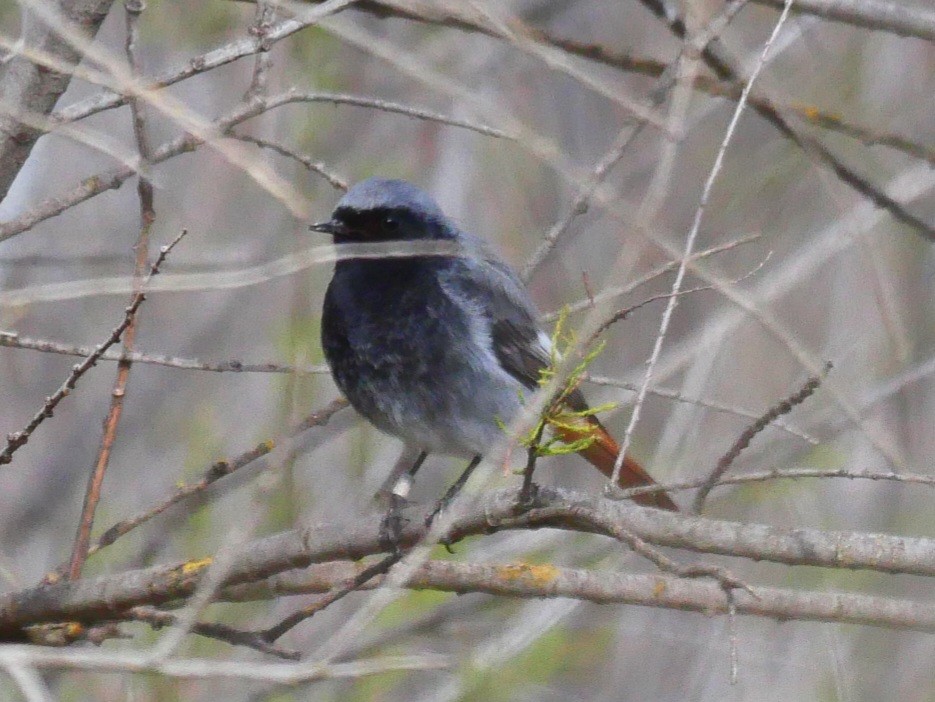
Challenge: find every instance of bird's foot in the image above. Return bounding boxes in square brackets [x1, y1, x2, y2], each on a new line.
[379, 494, 409, 555]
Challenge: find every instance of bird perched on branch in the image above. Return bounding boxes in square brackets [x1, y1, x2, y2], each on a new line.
[312, 177, 676, 514]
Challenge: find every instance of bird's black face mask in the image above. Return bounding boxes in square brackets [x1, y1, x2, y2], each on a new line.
[310, 206, 447, 245]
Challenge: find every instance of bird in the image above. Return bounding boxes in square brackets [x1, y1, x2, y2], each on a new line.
[312, 177, 676, 513]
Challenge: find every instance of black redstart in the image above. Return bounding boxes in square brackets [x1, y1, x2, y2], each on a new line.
[313, 178, 676, 512]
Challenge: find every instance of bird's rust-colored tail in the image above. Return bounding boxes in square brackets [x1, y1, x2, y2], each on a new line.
[555, 419, 677, 511]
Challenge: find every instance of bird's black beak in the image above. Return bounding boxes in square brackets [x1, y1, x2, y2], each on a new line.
[309, 220, 346, 236]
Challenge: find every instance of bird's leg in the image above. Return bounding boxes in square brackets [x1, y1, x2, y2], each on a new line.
[425, 455, 482, 551]
[379, 450, 428, 554]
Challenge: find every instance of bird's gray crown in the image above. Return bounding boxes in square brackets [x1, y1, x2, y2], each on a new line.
[335, 178, 444, 219]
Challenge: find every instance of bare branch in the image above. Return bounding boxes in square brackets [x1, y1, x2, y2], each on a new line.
[0, 231, 186, 467]
[222, 558, 935, 634]
[124, 607, 299, 660]
[0, 333, 329, 374]
[6, 487, 935, 640]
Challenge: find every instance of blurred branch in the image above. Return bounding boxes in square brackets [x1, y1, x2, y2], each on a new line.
[750, 0, 935, 43]
[0, 4, 322, 221]
[6, 486, 935, 640]
[51, 0, 361, 124]
[47, 2, 934, 169]
[0, 646, 448, 682]
[0, 90, 506, 242]
[533, 40, 935, 168]
[636, 0, 935, 241]
[0, 0, 114, 202]
[382, 0, 935, 44]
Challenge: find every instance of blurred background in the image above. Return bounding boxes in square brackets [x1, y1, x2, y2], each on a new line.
[0, 0, 934, 699]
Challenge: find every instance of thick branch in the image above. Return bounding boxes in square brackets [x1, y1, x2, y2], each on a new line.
[2, 488, 934, 637]
[220, 559, 935, 634]
[0, 0, 114, 201]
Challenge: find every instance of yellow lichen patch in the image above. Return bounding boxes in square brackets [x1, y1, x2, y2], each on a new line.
[65, 622, 84, 639]
[262, 439, 276, 452]
[802, 106, 822, 121]
[180, 556, 213, 575]
[652, 579, 667, 598]
[496, 563, 560, 586]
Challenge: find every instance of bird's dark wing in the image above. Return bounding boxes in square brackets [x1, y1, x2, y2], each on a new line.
[437, 243, 677, 510]
[437, 247, 588, 411]
[437, 251, 545, 387]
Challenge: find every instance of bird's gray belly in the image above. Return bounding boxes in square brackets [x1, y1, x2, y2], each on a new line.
[333, 338, 524, 456]
[324, 303, 521, 456]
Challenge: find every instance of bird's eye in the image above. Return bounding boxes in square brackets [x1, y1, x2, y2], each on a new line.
[381, 215, 400, 233]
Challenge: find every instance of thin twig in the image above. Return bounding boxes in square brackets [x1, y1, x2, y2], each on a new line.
[586, 375, 817, 444]
[544, 234, 761, 321]
[692, 362, 832, 513]
[0, 334, 329, 374]
[85, 398, 347, 560]
[609, 0, 797, 492]
[260, 553, 401, 643]
[125, 607, 299, 660]
[610, 467, 935, 503]
[229, 132, 348, 191]
[0, 231, 187, 467]
[602, 521, 755, 598]
[586, 286, 715, 347]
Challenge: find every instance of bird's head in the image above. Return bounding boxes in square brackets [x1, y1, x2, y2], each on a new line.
[310, 178, 454, 244]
